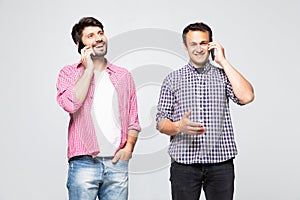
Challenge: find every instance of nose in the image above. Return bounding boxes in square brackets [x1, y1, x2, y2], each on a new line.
[95, 34, 103, 42]
[195, 44, 202, 52]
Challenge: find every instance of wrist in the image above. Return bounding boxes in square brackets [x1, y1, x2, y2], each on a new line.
[123, 143, 135, 153]
[84, 66, 94, 74]
[174, 121, 181, 135]
[218, 59, 229, 67]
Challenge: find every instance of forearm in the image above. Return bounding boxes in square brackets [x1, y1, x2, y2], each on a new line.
[157, 119, 180, 136]
[123, 129, 139, 153]
[220, 59, 254, 104]
[73, 68, 94, 103]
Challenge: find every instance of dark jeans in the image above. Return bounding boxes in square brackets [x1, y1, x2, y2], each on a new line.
[170, 159, 235, 200]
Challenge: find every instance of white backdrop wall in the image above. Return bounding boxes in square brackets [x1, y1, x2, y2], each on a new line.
[0, 0, 299, 199]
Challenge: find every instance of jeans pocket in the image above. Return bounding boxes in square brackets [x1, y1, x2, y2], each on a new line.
[112, 159, 129, 174]
[117, 159, 129, 167]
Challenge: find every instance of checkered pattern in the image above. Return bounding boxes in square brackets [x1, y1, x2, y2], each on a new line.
[156, 61, 243, 164]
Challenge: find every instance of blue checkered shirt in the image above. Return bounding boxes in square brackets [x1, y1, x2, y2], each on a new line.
[156, 61, 244, 164]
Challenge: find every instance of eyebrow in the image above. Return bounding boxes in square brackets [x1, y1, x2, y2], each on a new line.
[189, 41, 209, 44]
[200, 41, 209, 44]
[85, 30, 103, 36]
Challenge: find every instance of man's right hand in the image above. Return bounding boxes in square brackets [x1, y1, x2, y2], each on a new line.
[81, 46, 95, 70]
[72, 46, 96, 104]
[177, 110, 206, 135]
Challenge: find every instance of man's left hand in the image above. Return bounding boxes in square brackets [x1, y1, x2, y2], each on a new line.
[209, 42, 226, 65]
[112, 149, 132, 164]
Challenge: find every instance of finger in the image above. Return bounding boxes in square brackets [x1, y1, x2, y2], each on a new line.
[81, 46, 90, 58]
[112, 152, 121, 164]
[85, 47, 94, 56]
[208, 42, 217, 51]
[197, 127, 206, 134]
[81, 47, 92, 66]
[187, 127, 206, 135]
[187, 125, 202, 131]
[186, 120, 203, 127]
[186, 130, 203, 135]
[183, 110, 192, 119]
[91, 46, 96, 56]
[80, 47, 86, 60]
[121, 151, 132, 161]
[81, 45, 89, 53]
[187, 125, 205, 131]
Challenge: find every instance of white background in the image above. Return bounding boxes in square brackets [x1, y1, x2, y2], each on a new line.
[0, 0, 299, 199]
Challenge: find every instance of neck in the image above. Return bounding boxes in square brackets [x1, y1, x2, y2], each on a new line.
[93, 57, 107, 71]
[191, 60, 209, 68]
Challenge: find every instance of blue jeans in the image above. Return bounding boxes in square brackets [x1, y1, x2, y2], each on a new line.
[170, 159, 235, 200]
[67, 155, 128, 200]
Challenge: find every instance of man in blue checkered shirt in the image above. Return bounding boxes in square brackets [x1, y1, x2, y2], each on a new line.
[156, 22, 254, 200]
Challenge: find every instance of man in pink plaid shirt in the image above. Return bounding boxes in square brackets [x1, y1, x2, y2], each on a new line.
[56, 17, 141, 200]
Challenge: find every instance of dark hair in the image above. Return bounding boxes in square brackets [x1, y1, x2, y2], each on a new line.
[71, 17, 104, 44]
[182, 22, 213, 45]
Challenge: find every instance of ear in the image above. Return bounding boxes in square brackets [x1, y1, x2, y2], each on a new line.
[183, 42, 188, 51]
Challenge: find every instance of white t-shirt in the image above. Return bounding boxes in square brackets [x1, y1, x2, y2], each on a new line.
[91, 70, 121, 157]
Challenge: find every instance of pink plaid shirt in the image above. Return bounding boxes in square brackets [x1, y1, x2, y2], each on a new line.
[56, 61, 141, 160]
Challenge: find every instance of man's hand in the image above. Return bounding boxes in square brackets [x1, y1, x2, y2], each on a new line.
[208, 42, 255, 104]
[112, 149, 132, 164]
[208, 42, 226, 65]
[80, 46, 95, 70]
[178, 110, 206, 135]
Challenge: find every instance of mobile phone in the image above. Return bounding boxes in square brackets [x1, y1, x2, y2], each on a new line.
[78, 40, 85, 54]
[210, 49, 215, 61]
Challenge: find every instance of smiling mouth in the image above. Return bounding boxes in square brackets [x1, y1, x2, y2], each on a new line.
[194, 53, 204, 58]
[95, 45, 104, 49]
[93, 43, 105, 49]
[195, 50, 207, 56]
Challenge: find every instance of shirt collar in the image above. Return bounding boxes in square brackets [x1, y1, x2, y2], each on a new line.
[187, 60, 211, 74]
[76, 59, 116, 74]
[105, 61, 116, 74]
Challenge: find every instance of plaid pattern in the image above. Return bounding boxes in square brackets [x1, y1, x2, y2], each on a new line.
[156, 61, 243, 164]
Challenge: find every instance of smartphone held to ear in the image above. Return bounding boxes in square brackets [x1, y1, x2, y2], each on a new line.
[78, 41, 98, 59]
[209, 39, 215, 61]
[210, 49, 215, 61]
[78, 41, 85, 54]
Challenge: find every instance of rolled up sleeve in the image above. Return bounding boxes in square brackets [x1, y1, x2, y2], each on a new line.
[127, 74, 141, 132]
[156, 76, 175, 127]
[56, 65, 83, 113]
